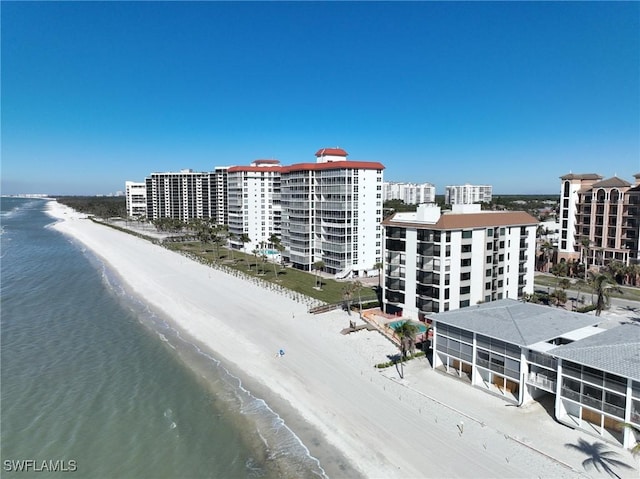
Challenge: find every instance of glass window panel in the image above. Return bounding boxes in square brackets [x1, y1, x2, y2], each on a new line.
[632, 381, 640, 399]
[583, 384, 603, 401]
[505, 357, 520, 372]
[604, 391, 626, 409]
[477, 335, 490, 349]
[563, 361, 581, 378]
[604, 373, 627, 394]
[582, 367, 604, 386]
[460, 329, 473, 343]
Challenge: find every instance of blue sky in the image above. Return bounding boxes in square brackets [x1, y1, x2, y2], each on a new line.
[2, 2, 638, 195]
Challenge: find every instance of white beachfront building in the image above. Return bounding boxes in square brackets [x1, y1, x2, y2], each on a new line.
[445, 184, 492, 205]
[226, 159, 282, 254]
[280, 148, 384, 277]
[144, 169, 214, 222]
[383, 181, 436, 204]
[381, 203, 537, 318]
[125, 181, 147, 218]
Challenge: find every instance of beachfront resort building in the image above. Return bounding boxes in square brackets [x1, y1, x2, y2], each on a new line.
[381, 203, 537, 317]
[558, 173, 640, 266]
[212, 166, 230, 226]
[445, 184, 492, 205]
[383, 181, 436, 204]
[143, 169, 214, 222]
[226, 160, 282, 254]
[125, 181, 147, 218]
[130, 147, 385, 276]
[280, 148, 384, 277]
[428, 299, 640, 450]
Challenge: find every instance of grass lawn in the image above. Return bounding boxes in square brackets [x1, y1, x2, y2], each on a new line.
[534, 274, 640, 302]
[166, 242, 379, 305]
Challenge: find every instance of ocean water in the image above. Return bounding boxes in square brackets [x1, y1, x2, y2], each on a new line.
[0, 198, 325, 478]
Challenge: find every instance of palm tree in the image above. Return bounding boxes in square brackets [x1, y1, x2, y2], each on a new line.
[540, 242, 554, 273]
[389, 320, 420, 379]
[239, 233, 251, 253]
[619, 422, 640, 460]
[313, 261, 325, 289]
[374, 261, 383, 290]
[606, 260, 626, 285]
[269, 234, 284, 278]
[549, 288, 568, 308]
[580, 237, 591, 281]
[251, 248, 259, 272]
[227, 232, 236, 261]
[588, 272, 622, 316]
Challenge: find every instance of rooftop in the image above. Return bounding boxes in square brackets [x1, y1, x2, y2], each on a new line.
[428, 299, 601, 347]
[550, 323, 640, 381]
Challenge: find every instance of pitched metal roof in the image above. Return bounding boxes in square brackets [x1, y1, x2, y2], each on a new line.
[550, 323, 640, 381]
[429, 299, 601, 346]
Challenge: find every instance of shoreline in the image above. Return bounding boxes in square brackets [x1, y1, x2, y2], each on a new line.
[45, 201, 376, 478]
[45, 201, 638, 479]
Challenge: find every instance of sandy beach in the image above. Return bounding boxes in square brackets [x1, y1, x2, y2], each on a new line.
[47, 201, 638, 479]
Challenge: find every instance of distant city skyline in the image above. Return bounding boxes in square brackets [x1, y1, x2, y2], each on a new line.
[3, 2, 638, 196]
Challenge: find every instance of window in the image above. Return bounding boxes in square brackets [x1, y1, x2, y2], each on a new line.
[462, 231, 472, 239]
[460, 286, 470, 294]
[462, 244, 472, 253]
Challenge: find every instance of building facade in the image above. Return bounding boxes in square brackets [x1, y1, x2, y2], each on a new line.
[280, 148, 384, 277]
[125, 181, 147, 217]
[212, 166, 229, 226]
[226, 160, 282, 253]
[382, 203, 537, 317]
[445, 184, 492, 205]
[429, 299, 640, 450]
[383, 182, 436, 204]
[144, 169, 213, 222]
[558, 173, 640, 266]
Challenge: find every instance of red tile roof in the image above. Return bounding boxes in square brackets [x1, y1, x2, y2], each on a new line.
[315, 147, 348, 157]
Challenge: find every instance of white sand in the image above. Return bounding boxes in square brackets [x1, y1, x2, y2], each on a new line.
[47, 201, 638, 479]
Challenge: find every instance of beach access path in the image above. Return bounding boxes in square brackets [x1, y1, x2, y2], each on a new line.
[48, 202, 638, 479]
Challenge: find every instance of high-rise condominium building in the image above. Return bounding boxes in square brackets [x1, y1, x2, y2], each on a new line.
[558, 173, 640, 266]
[383, 182, 436, 204]
[212, 166, 229, 226]
[445, 184, 492, 205]
[280, 148, 384, 276]
[125, 181, 147, 217]
[227, 160, 282, 253]
[128, 147, 385, 276]
[144, 169, 213, 222]
[382, 203, 537, 318]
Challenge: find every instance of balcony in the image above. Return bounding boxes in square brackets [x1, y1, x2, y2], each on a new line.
[527, 373, 556, 392]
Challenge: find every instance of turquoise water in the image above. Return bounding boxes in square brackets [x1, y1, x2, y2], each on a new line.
[0, 198, 325, 478]
[387, 320, 428, 333]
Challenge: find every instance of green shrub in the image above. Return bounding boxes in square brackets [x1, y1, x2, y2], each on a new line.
[576, 304, 597, 313]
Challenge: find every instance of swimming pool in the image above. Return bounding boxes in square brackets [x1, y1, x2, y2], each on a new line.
[260, 249, 280, 256]
[387, 320, 427, 333]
